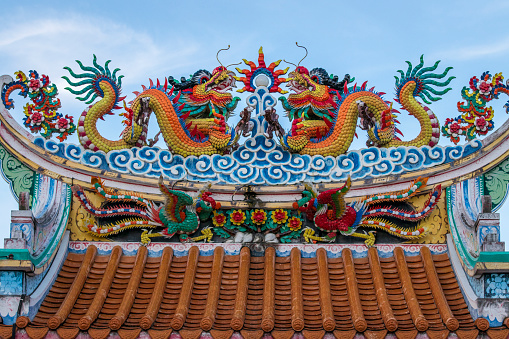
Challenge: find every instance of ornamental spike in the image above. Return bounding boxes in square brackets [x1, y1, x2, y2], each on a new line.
[172, 90, 181, 104]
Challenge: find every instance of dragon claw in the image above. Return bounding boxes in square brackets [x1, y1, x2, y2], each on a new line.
[141, 229, 162, 246]
[141, 229, 151, 246]
[346, 230, 377, 248]
[364, 231, 377, 248]
[189, 227, 214, 242]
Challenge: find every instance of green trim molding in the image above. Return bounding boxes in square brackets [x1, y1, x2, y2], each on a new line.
[485, 156, 509, 211]
[0, 144, 34, 205]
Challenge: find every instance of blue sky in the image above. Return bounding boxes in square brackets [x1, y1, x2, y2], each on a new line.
[1, 0, 509, 245]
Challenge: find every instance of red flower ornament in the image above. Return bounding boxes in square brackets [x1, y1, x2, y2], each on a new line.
[288, 216, 302, 231]
[230, 210, 246, 226]
[212, 211, 227, 227]
[271, 209, 288, 224]
[475, 116, 488, 132]
[251, 209, 267, 226]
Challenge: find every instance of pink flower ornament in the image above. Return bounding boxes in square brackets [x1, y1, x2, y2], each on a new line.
[30, 111, 44, 125]
[57, 117, 70, 131]
[475, 116, 487, 132]
[448, 121, 461, 137]
[477, 80, 492, 96]
[28, 78, 41, 92]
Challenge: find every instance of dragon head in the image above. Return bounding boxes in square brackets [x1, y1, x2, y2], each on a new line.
[204, 66, 237, 93]
[282, 67, 350, 121]
[293, 190, 318, 221]
[280, 67, 351, 153]
[196, 191, 221, 221]
[169, 67, 240, 119]
[286, 67, 316, 94]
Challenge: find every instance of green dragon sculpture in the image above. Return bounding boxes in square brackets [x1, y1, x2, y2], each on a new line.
[72, 177, 218, 243]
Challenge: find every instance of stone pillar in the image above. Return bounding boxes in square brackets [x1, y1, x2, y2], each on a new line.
[4, 193, 34, 250]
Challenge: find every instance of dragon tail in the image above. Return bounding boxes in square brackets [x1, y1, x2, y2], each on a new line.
[394, 55, 455, 105]
[358, 218, 426, 239]
[369, 56, 455, 148]
[364, 177, 428, 204]
[91, 177, 152, 207]
[364, 184, 441, 221]
[84, 219, 161, 237]
[72, 185, 152, 219]
[63, 55, 125, 108]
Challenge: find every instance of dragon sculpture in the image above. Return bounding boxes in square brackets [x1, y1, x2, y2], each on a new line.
[294, 177, 441, 246]
[72, 177, 219, 243]
[63, 55, 239, 156]
[280, 55, 454, 156]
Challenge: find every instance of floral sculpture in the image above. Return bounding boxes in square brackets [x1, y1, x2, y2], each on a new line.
[1, 70, 76, 141]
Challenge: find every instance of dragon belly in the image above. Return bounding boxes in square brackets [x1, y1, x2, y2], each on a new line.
[133, 90, 232, 156]
[286, 91, 388, 156]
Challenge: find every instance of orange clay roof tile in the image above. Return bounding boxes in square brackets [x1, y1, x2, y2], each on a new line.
[0, 324, 13, 339]
[15, 244, 508, 339]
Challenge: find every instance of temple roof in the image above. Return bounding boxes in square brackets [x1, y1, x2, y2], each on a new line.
[7, 244, 496, 339]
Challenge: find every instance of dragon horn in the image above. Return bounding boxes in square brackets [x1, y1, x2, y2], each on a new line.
[283, 59, 298, 68]
[296, 42, 308, 67]
[225, 61, 242, 69]
[216, 45, 231, 68]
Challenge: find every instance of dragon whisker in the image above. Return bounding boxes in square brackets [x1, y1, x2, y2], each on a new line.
[415, 60, 441, 77]
[76, 60, 100, 75]
[93, 55, 106, 74]
[405, 61, 413, 78]
[296, 42, 308, 67]
[64, 84, 94, 96]
[411, 55, 425, 77]
[216, 45, 231, 68]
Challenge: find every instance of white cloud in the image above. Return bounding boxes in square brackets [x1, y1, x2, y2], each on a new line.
[0, 13, 203, 112]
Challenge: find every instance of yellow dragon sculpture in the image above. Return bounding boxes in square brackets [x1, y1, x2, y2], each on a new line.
[280, 55, 454, 156]
[63, 55, 240, 156]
